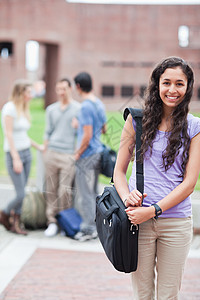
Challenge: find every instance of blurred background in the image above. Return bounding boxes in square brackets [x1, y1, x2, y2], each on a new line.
[1, 0, 200, 109]
[0, 0, 200, 184]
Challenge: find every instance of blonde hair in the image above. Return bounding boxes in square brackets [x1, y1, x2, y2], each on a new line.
[10, 79, 32, 120]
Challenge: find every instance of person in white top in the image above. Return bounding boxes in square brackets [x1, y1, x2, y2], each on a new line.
[0, 79, 44, 235]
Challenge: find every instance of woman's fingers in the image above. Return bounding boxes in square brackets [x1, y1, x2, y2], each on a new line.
[126, 190, 147, 207]
[13, 159, 23, 173]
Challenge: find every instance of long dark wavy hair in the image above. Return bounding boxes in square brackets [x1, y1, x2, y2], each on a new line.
[141, 56, 194, 176]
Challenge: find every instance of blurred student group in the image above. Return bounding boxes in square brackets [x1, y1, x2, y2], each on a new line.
[0, 72, 108, 242]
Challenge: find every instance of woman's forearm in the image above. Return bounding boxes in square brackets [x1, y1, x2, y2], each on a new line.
[157, 180, 194, 213]
[4, 115, 19, 160]
[114, 170, 130, 203]
[158, 133, 200, 212]
[6, 132, 20, 160]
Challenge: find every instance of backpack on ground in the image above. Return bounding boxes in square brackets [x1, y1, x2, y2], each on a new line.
[21, 187, 47, 229]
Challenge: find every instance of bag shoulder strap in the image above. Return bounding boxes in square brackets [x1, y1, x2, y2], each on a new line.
[123, 108, 144, 197]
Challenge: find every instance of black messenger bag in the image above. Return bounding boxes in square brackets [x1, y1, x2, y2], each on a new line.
[96, 108, 143, 273]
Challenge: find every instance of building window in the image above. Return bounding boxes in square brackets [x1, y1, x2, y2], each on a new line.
[197, 87, 200, 100]
[0, 42, 13, 58]
[178, 26, 189, 48]
[102, 85, 114, 97]
[26, 40, 39, 71]
[121, 86, 133, 97]
[140, 85, 147, 98]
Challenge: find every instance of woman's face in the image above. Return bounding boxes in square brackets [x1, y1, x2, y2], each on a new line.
[23, 86, 32, 102]
[159, 67, 188, 111]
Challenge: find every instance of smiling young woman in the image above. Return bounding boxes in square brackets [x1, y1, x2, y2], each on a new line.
[159, 67, 188, 112]
[0, 79, 44, 235]
[114, 57, 200, 299]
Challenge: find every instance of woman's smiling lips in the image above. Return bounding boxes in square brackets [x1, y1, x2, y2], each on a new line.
[166, 95, 179, 101]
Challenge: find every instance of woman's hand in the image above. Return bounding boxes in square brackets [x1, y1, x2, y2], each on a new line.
[125, 206, 155, 225]
[13, 158, 23, 174]
[37, 144, 45, 152]
[124, 189, 147, 207]
[30, 139, 45, 152]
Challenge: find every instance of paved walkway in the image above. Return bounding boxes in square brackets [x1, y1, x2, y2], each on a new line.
[0, 179, 200, 299]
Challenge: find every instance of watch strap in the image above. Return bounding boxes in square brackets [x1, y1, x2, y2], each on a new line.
[151, 203, 162, 219]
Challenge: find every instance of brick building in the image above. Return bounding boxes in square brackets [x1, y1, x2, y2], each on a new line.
[0, 0, 200, 110]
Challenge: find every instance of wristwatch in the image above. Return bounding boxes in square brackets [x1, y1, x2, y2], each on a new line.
[151, 203, 162, 219]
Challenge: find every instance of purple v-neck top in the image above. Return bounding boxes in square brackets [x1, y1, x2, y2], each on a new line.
[129, 113, 200, 218]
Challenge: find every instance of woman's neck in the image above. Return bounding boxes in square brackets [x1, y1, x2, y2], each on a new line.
[158, 105, 174, 131]
[159, 113, 173, 132]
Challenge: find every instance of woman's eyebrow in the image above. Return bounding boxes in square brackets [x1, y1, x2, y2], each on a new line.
[161, 78, 185, 82]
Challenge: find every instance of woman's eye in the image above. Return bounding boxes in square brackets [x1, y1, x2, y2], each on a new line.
[163, 82, 169, 85]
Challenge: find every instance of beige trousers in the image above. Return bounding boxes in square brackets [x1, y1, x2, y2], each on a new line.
[44, 150, 75, 224]
[131, 217, 193, 300]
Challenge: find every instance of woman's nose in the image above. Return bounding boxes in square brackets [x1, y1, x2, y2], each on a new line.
[169, 84, 176, 93]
